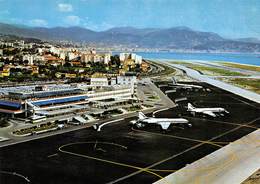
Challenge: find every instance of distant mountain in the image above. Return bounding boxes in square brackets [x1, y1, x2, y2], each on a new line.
[235, 37, 260, 44]
[0, 22, 260, 52]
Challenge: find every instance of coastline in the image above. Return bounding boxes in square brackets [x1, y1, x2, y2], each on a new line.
[149, 58, 260, 67]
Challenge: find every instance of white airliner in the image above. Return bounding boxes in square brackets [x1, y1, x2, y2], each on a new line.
[170, 77, 202, 89]
[130, 112, 191, 130]
[187, 103, 229, 117]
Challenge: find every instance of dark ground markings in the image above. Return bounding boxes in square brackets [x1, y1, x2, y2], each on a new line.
[250, 119, 260, 128]
[147, 144, 226, 173]
[0, 171, 30, 184]
[116, 144, 219, 184]
[113, 171, 162, 184]
[212, 127, 257, 143]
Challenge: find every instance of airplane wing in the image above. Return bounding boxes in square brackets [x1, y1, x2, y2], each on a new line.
[203, 111, 216, 117]
[159, 122, 171, 130]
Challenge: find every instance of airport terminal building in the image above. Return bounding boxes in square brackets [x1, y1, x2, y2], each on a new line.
[0, 76, 137, 123]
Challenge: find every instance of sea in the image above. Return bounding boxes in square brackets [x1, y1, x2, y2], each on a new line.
[115, 52, 260, 66]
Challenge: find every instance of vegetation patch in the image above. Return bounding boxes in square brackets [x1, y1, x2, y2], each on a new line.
[13, 122, 57, 135]
[222, 62, 260, 72]
[170, 61, 190, 65]
[125, 105, 142, 112]
[104, 109, 123, 115]
[226, 78, 260, 94]
[143, 104, 153, 108]
[148, 95, 159, 100]
[186, 64, 247, 76]
[169, 61, 247, 76]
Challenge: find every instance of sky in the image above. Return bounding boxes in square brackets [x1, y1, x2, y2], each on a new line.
[0, 0, 259, 39]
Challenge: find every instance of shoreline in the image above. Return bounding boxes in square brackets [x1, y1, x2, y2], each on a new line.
[112, 50, 260, 55]
[148, 58, 260, 67]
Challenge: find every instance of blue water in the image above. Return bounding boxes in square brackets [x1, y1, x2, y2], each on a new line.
[122, 52, 260, 66]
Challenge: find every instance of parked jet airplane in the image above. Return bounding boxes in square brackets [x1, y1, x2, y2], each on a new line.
[130, 112, 191, 130]
[170, 77, 202, 89]
[187, 103, 229, 117]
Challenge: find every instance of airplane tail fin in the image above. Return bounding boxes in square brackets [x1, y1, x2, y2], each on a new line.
[188, 103, 195, 110]
[172, 77, 177, 85]
[138, 112, 146, 120]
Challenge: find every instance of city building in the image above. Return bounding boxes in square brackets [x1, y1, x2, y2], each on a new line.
[22, 55, 34, 65]
[68, 51, 79, 61]
[120, 53, 142, 64]
[117, 75, 137, 85]
[90, 78, 108, 86]
[117, 75, 137, 94]
[59, 52, 66, 60]
[81, 52, 111, 64]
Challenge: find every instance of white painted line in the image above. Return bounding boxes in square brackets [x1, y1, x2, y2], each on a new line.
[152, 108, 169, 116]
[97, 118, 125, 131]
[47, 153, 58, 158]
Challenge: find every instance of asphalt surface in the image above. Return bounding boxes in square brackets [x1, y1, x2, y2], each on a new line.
[0, 81, 259, 184]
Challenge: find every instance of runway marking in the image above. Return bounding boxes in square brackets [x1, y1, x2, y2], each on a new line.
[97, 118, 125, 131]
[229, 95, 260, 109]
[132, 128, 223, 148]
[0, 170, 30, 183]
[153, 108, 169, 116]
[182, 116, 259, 130]
[109, 117, 260, 183]
[194, 101, 251, 105]
[47, 153, 58, 158]
[58, 141, 164, 181]
[149, 150, 237, 175]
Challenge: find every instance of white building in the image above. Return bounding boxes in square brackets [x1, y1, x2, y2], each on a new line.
[68, 52, 78, 61]
[103, 53, 111, 64]
[50, 46, 60, 55]
[59, 52, 66, 60]
[93, 55, 103, 63]
[37, 48, 43, 54]
[34, 55, 44, 62]
[117, 75, 136, 85]
[119, 53, 142, 64]
[90, 78, 109, 86]
[81, 54, 93, 63]
[135, 55, 142, 64]
[22, 55, 34, 65]
[81, 53, 111, 64]
[120, 53, 129, 61]
[117, 75, 137, 94]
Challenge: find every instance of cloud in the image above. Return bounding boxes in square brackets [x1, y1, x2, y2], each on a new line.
[29, 19, 48, 27]
[64, 15, 80, 26]
[58, 3, 73, 12]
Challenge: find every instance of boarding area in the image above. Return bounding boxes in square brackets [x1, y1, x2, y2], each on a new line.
[0, 81, 259, 184]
